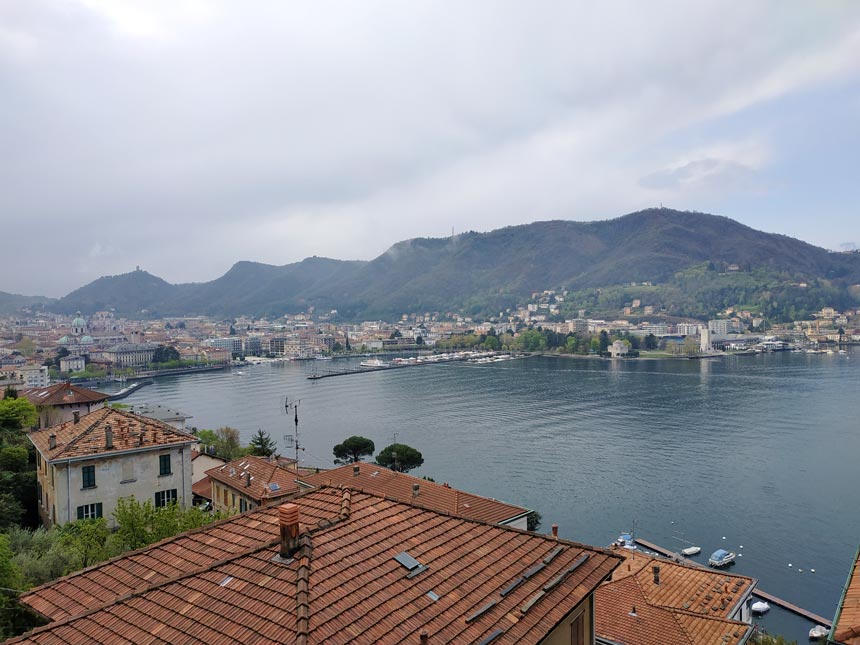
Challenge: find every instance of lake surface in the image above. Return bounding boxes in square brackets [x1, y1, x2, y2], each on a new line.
[119, 351, 860, 641]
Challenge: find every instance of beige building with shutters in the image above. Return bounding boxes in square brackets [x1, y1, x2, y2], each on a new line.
[28, 407, 197, 527]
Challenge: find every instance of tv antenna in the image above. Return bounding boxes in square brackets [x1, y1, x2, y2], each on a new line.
[284, 395, 303, 470]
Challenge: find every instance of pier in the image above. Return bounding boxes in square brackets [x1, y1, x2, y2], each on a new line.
[307, 352, 525, 380]
[635, 538, 832, 628]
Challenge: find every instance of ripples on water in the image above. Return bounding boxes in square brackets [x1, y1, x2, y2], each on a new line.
[122, 351, 860, 637]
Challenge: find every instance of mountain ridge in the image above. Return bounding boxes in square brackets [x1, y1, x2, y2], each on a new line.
[35, 209, 860, 320]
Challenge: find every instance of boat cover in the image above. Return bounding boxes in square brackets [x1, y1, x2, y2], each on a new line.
[710, 549, 729, 560]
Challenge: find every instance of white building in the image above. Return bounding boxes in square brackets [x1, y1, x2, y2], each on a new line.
[59, 355, 86, 373]
[17, 365, 49, 388]
[29, 407, 197, 527]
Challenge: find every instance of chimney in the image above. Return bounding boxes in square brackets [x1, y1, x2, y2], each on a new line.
[420, 630, 428, 645]
[105, 425, 113, 449]
[353, 464, 360, 476]
[49, 434, 57, 450]
[652, 565, 660, 585]
[412, 483, 420, 497]
[245, 471, 251, 487]
[138, 432, 144, 446]
[551, 523, 559, 539]
[73, 411, 80, 424]
[278, 503, 301, 559]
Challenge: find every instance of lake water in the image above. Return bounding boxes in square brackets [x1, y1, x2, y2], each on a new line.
[118, 351, 860, 641]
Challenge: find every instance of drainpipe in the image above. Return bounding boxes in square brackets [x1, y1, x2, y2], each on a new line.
[180, 447, 186, 509]
[66, 459, 72, 524]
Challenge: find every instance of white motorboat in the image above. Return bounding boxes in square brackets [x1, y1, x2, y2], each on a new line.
[751, 600, 770, 614]
[809, 625, 828, 640]
[359, 359, 388, 368]
[680, 546, 701, 556]
[708, 549, 735, 567]
[615, 533, 637, 551]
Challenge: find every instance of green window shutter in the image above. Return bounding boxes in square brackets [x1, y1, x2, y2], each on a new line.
[96, 503, 103, 518]
[77, 506, 84, 520]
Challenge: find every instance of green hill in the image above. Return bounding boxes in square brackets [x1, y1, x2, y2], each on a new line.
[52, 209, 860, 320]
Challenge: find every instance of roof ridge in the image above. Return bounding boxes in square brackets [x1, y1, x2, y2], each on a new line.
[54, 409, 107, 458]
[631, 573, 694, 645]
[295, 534, 313, 645]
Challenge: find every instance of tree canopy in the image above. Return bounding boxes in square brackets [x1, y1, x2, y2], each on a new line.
[195, 427, 247, 461]
[333, 436, 375, 465]
[248, 429, 277, 457]
[376, 443, 423, 473]
[0, 397, 38, 431]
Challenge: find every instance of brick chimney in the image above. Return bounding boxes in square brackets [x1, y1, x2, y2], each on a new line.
[105, 425, 113, 449]
[652, 565, 661, 585]
[245, 471, 251, 487]
[73, 411, 80, 424]
[278, 503, 301, 559]
[353, 464, 360, 476]
[412, 483, 420, 497]
[551, 524, 558, 539]
[49, 434, 57, 450]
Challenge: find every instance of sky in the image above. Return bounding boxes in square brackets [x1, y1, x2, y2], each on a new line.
[1, 1, 859, 297]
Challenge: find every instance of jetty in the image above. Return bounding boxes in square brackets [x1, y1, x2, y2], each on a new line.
[635, 538, 832, 628]
[307, 352, 523, 380]
[108, 379, 153, 401]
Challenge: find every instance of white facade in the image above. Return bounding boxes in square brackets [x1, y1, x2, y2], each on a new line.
[18, 365, 49, 388]
[36, 444, 193, 527]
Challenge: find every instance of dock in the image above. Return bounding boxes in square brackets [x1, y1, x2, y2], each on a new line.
[307, 352, 525, 380]
[635, 538, 832, 628]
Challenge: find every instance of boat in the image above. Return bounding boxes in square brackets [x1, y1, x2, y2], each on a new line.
[751, 600, 770, 614]
[680, 546, 701, 556]
[359, 359, 388, 368]
[708, 549, 735, 567]
[809, 625, 829, 640]
[234, 371, 244, 376]
[615, 533, 637, 551]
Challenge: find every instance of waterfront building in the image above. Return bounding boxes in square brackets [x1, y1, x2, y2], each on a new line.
[17, 488, 621, 644]
[28, 407, 197, 527]
[92, 342, 158, 368]
[58, 355, 85, 373]
[676, 323, 701, 336]
[608, 340, 630, 358]
[595, 548, 757, 644]
[20, 381, 109, 429]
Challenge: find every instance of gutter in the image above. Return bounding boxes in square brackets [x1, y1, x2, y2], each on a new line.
[830, 543, 860, 642]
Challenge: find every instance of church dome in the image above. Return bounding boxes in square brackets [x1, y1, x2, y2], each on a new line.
[80, 335, 94, 344]
[59, 336, 70, 344]
[72, 315, 86, 328]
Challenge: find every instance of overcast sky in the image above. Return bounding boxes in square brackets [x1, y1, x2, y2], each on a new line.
[2, 1, 859, 297]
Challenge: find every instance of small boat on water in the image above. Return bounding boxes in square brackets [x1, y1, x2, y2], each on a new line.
[359, 359, 388, 368]
[751, 600, 770, 614]
[708, 549, 736, 567]
[615, 533, 637, 551]
[680, 546, 701, 556]
[809, 625, 829, 640]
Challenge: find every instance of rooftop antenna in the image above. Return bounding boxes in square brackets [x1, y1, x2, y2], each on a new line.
[284, 395, 303, 470]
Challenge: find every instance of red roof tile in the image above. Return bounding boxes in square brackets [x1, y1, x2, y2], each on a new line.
[21, 382, 109, 407]
[298, 462, 530, 525]
[206, 455, 301, 503]
[17, 488, 621, 644]
[28, 408, 197, 462]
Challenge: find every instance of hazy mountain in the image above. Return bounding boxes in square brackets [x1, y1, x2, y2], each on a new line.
[0, 291, 55, 315]
[51, 209, 860, 320]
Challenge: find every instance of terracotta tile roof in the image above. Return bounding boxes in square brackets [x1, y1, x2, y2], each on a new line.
[17, 488, 621, 644]
[28, 407, 197, 462]
[191, 476, 213, 500]
[20, 489, 348, 621]
[297, 462, 530, 525]
[832, 545, 860, 645]
[20, 381, 109, 407]
[595, 549, 755, 645]
[206, 455, 301, 503]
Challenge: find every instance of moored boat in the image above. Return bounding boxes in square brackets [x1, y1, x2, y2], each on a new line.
[751, 600, 770, 614]
[680, 546, 701, 556]
[708, 549, 735, 567]
[809, 625, 828, 640]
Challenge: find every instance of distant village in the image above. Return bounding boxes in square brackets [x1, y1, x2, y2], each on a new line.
[1, 292, 858, 388]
